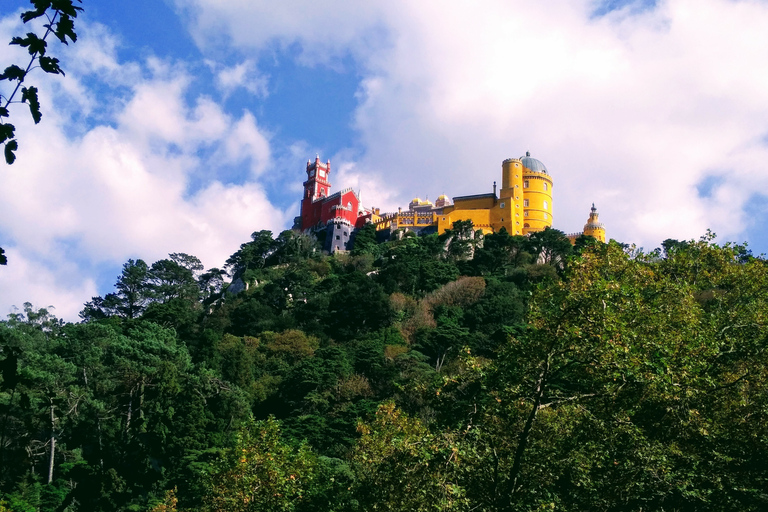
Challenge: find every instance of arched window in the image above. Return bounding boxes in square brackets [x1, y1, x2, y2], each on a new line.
[543, 200, 548, 210]
[543, 183, 548, 191]
[523, 180, 529, 188]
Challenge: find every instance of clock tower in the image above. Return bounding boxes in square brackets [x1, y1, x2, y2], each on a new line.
[300, 156, 332, 230]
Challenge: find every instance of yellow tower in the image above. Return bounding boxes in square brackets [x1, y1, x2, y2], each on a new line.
[519, 151, 553, 234]
[491, 158, 526, 235]
[582, 203, 606, 242]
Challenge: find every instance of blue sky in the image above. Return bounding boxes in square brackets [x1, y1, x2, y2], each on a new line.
[1, 0, 768, 320]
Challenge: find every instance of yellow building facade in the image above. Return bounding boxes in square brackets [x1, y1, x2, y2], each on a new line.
[435, 152, 554, 235]
[372, 152, 605, 242]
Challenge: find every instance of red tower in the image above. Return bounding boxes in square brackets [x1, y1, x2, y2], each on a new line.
[300, 156, 333, 230]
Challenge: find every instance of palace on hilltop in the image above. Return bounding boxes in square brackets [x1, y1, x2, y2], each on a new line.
[294, 153, 606, 253]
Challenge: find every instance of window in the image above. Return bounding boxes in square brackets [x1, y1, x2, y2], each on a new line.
[543, 183, 548, 191]
[523, 180, 529, 188]
[544, 213, 548, 219]
[524, 211, 529, 217]
[543, 200, 548, 210]
[344, 231, 348, 236]
[335, 235, 340, 240]
[516, 213, 519, 217]
[500, 202, 505, 209]
[523, 199, 529, 207]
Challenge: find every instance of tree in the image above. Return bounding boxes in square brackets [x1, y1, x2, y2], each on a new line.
[198, 267, 227, 300]
[81, 259, 151, 319]
[269, 230, 319, 265]
[351, 223, 379, 257]
[1, 0, 83, 165]
[471, 228, 532, 276]
[225, 230, 276, 278]
[202, 416, 322, 512]
[525, 226, 572, 267]
[148, 254, 203, 303]
[443, 220, 478, 261]
[377, 235, 459, 296]
[352, 402, 469, 511]
[462, 238, 768, 511]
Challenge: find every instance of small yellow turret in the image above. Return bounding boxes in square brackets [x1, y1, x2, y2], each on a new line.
[582, 203, 606, 242]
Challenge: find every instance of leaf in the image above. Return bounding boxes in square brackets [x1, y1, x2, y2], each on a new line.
[10, 33, 47, 56]
[0, 247, 6, 265]
[0, 123, 15, 144]
[5, 139, 18, 164]
[39, 56, 63, 76]
[52, 0, 84, 18]
[0, 65, 27, 82]
[22, 87, 42, 124]
[21, 1, 51, 23]
[54, 14, 77, 44]
[0, 107, 8, 118]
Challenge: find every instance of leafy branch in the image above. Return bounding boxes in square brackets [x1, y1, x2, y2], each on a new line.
[0, 0, 82, 165]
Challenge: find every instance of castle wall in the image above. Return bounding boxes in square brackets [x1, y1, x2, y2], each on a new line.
[437, 208, 493, 235]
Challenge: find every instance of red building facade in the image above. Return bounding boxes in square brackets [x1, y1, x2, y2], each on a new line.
[296, 156, 370, 252]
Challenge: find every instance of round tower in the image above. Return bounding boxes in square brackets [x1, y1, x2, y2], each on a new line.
[495, 158, 525, 234]
[582, 203, 606, 242]
[519, 151, 553, 234]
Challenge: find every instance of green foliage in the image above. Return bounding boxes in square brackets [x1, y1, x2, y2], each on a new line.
[350, 223, 379, 257]
[203, 416, 339, 512]
[377, 234, 460, 296]
[5, 228, 768, 511]
[352, 402, 469, 511]
[2, 0, 82, 164]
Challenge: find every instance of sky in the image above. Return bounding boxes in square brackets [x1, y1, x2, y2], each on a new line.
[1, 0, 768, 321]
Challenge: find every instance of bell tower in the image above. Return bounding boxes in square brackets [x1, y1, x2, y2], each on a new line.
[304, 155, 331, 201]
[300, 156, 332, 230]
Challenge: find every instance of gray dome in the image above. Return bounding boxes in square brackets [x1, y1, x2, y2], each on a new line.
[519, 151, 548, 173]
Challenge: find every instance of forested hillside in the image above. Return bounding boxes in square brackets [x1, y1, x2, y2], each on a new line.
[1, 226, 767, 511]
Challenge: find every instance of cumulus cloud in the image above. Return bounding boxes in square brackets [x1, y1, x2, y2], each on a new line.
[176, 0, 768, 249]
[206, 59, 269, 98]
[0, 17, 286, 321]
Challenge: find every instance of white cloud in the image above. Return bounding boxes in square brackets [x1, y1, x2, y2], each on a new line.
[206, 59, 269, 98]
[0, 18, 285, 322]
[176, 0, 768, 249]
[0, 248, 99, 322]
